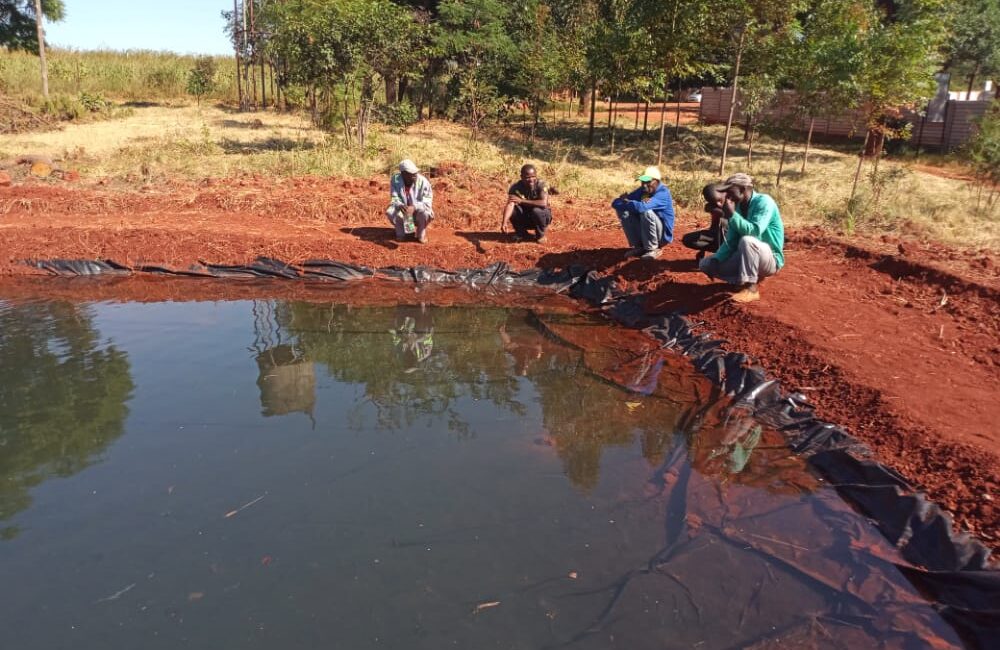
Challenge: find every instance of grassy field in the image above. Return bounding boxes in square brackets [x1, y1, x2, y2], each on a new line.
[0, 49, 237, 102]
[1, 102, 992, 250]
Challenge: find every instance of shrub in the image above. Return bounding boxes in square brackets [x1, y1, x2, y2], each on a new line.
[372, 101, 419, 128]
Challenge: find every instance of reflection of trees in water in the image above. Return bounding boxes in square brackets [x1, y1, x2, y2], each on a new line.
[0, 301, 133, 539]
[278, 304, 528, 437]
[279, 302, 686, 490]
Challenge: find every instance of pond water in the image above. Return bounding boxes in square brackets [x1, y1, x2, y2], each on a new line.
[0, 290, 961, 649]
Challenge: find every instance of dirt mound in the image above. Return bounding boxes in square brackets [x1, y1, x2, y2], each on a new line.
[0, 97, 58, 135]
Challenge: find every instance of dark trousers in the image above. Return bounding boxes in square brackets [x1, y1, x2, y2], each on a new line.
[510, 205, 552, 238]
[681, 216, 728, 259]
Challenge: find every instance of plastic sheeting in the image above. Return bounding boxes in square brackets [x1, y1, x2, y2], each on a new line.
[28, 256, 1000, 646]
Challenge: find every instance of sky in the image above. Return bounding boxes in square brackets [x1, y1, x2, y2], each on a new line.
[45, 0, 234, 56]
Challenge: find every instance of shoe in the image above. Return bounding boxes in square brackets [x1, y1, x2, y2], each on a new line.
[641, 248, 662, 260]
[730, 287, 761, 303]
[624, 248, 643, 258]
[511, 234, 525, 242]
[417, 233, 428, 244]
[536, 235, 548, 244]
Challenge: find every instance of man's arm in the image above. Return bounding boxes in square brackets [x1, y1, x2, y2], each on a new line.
[727, 194, 774, 239]
[415, 178, 433, 213]
[388, 174, 405, 209]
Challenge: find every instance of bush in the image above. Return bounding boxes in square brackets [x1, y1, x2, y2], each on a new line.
[187, 57, 218, 105]
[372, 101, 418, 128]
[967, 105, 1000, 212]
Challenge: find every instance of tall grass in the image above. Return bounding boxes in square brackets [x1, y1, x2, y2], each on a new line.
[0, 48, 237, 102]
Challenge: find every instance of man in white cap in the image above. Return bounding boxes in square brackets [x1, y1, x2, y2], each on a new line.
[698, 173, 784, 303]
[387, 159, 434, 243]
[611, 165, 675, 259]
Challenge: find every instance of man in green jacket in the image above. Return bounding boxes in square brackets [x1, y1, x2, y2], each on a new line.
[698, 173, 784, 303]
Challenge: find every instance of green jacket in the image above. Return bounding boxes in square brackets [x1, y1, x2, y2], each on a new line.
[714, 191, 784, 269]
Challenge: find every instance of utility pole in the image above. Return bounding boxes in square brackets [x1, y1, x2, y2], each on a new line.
[33, 0, 49, 98]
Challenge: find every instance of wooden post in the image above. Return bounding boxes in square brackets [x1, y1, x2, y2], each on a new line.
[587, 78, 597, 146]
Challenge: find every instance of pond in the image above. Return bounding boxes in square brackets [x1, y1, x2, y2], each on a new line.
[0, 285, 962, 649]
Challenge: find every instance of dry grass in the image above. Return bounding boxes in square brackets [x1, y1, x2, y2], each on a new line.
[1, 104, 992, 250]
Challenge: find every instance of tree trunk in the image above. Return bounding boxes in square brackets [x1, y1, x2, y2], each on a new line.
[609, 97, 617, 154]
[634, 100, 640, 130]
[234, 0, 243, 110]
[33, 0, 49, 98]
[656, 80, 668, 165]
[966, 63, 980, 99]
[579, 86, 591, 117]
[260, 58, 267, 109]
[642, 100, 649, 138]
[742, 113, 752, 142]
[587, 78, 597, 146]
[849, 130, 872, 202]
[746, 128, 755, 170]
[674, 78, 682, 138]
[719, 28, 747, 177]
[385, 76, 398, 104]
[776, 133, 788, 187]
[801, 117, 815, 173]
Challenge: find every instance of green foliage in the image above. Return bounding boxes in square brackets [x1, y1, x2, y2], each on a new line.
[967, 105, 1000, 210]
[943, 0, 1000, 81]
[372, 101, 418, 128]
[0, 48, 236, 101]
[0, 302, 133, 535]
[0, 0, 65, 52]
[187, 56, 218, 104]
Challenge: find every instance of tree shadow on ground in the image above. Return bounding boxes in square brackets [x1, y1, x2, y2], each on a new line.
[219, 137, 317, 154]
[340, 226, 398, 251]
[454, 231, 522, 254]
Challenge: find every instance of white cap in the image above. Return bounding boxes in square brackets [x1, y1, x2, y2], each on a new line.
[636, 166, 662, 182]
[399, 159, 419, 174]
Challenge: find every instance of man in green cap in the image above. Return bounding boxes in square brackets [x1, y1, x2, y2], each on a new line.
[610, 165, 675, 260]
[698, 173, 784, 303]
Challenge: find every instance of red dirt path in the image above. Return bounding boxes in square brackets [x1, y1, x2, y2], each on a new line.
[2, 167, 998, 550]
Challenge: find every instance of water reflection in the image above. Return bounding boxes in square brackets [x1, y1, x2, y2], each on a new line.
[251, 301, 316, 420]
[266, 302, 701, 489]
[0, 300, 133, 538]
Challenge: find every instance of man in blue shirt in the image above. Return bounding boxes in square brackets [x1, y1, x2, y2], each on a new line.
[611, 166, 675, 260]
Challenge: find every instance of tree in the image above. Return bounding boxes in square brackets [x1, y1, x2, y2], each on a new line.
[942, 0, 1000, 98]
[967, 104, 1000, 212]
[0, 302, 133, 539]
[0, 0, 63, 51]
[849, 0, 947, 200]
[789, 0, 870, 174]
[714, 0, 805, 176]
[187, 57, 218, 105]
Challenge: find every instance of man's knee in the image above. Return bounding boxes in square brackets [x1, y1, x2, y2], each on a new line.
[738, 236, 761, 253]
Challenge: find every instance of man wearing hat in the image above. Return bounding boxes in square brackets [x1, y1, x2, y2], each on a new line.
[698, 173, 784, 303]
[611, 165, 675, 260]
[387, 159, 434, 243]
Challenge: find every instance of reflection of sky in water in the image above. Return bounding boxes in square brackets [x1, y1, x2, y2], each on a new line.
[0, 298, 959, 650]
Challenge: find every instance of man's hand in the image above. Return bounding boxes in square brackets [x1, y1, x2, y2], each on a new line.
[723, 197, 736, 218]
[618, 193, 629, 200]
[404, 205, 416, 216]
[500, 219, 507, 233]
[507, 195, 522, 205]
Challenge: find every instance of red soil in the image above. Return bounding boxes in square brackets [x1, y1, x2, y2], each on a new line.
[1, 167, 998, 549]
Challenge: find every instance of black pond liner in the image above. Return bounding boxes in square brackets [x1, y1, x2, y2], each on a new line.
[28, 257, 1000, 647]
